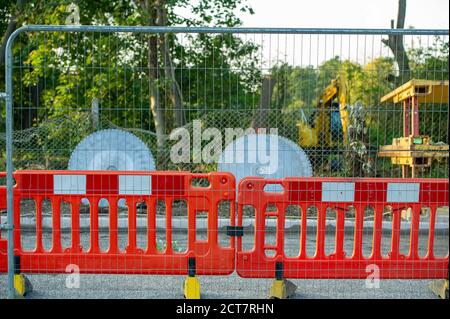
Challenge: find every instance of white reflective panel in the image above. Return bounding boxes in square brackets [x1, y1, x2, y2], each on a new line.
[54, 175, 86, 195]
[322, 182, 355, 202]
[387, 183, 420, 203]
[119, 175, 152, 195]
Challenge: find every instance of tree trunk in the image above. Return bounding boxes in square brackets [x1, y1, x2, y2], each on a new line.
[149, 75, 166, 168]
[157, 0, 185, 128]
[382, 0, 410, 84]
[142, 0, 167, 169]
[251, 75, 275, 132]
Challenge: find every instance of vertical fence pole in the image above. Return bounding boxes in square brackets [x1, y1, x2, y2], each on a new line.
[5, 28, 20, 299]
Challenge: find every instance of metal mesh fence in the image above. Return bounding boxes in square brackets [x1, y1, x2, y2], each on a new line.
[1, 29, 448, 178]
[0, 27, 449, 299]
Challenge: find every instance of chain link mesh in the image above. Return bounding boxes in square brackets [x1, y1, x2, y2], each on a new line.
[0, 27, 449, 300]
[1, 31, 447, 178]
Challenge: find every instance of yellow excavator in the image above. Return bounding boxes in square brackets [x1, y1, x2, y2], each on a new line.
[297, 75, 349, 150]
[296, 73, 372, 176]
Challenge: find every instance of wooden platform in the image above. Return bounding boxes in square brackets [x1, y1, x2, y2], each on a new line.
[381, 79, 449, 104]
[378, 136, 448, 167]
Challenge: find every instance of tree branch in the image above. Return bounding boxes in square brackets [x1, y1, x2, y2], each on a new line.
[382, 0, 410, 84]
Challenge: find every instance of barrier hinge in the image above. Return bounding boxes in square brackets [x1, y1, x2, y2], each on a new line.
[275, 262, 284, 280]
[188, 257, 196, 277]
[0, 92, 7, 100]
[14, 255, 21, 274]
[226, 226, 244, 237]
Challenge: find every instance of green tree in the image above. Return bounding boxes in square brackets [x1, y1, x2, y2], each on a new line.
[271, 63, 317, 112]
[409, 37, 449, 80]
[357, 57, 395, 107]
[0, 0, 259, 169]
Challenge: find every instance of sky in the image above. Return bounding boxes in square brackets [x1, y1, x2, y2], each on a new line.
[173, 0, 449, 67]
[238, 0, 449, 67]
[241, 0, 449, 29]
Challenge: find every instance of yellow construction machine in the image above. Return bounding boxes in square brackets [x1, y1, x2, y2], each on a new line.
[296, 73, 368, 174]
[296, 72, 375, 176]
[297, 75, 349, 150]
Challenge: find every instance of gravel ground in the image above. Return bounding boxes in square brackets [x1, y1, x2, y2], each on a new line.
[0, 230, 448, 299]
[0, 273, 441, 299]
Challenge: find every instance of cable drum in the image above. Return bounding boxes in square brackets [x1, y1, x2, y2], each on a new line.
[68, 129, 155, 207]
[218, 134, 313, 192]
[68, 129, 155, 171]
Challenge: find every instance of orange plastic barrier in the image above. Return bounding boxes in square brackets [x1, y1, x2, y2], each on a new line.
[0, 172, 6, 257]
[0, 172, 5, 212]
[236, 177, 449, 279]
[1, 172, 449, 280]
[0, 171, 236, 275]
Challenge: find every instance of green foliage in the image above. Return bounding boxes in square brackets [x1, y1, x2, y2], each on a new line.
[0, 0, 260, 170]
[1, 0, 259, 126]
[271, 57, 379, 111]
[0, 2, 448, 178]
[409, 36, 449, 79]
[178, 33, 261, 113]
[358, 57, 396, 106]
[271, 63, 316, 112]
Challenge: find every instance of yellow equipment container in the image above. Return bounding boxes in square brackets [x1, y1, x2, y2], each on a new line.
[378, 79, 449, 177]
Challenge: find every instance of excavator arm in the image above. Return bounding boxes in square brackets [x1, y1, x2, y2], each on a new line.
[315, 75, 349, 146]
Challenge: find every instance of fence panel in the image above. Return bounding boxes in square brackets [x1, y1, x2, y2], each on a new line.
[236, 177, 449, 279]
[1, 27, 448, 178]
[0, 170, 236, 275]
[1, 25, 448, 298]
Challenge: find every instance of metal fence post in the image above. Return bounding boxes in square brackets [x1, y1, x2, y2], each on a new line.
[4, 27, 24, 299]
[0, 88, 14, 300]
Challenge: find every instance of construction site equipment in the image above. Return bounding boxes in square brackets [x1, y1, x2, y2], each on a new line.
[0, 170, 236, 298]
[296, 74, 372, 176]
[2, 171, 448, 298]
[68, 129, 156, 208]
[218, 134, 313, 192]
[297, 75, 349, 149]
[378, 80, 449, 178]
[68, 129, 156, 171]
[1, 25, 448, 299]
[0, 171, 449, 298]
